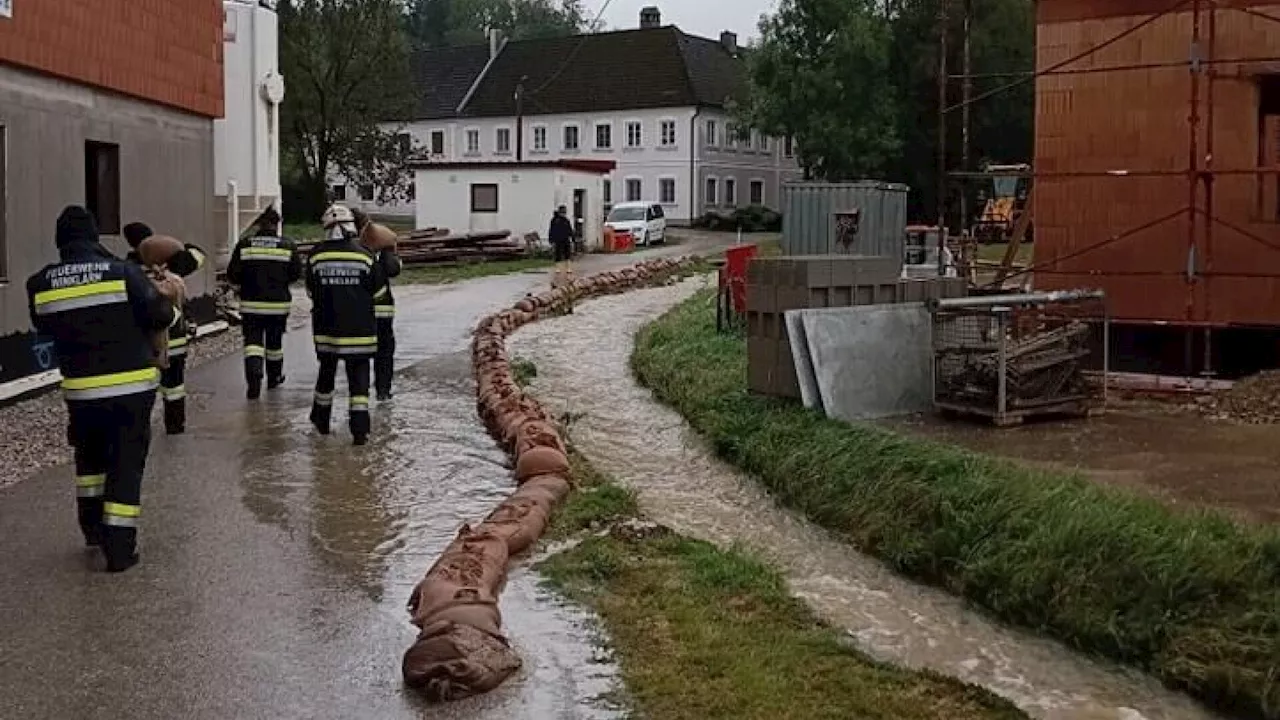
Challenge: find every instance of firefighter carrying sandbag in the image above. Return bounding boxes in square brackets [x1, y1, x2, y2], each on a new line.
[28, 206, 181, 573]
[351, 208, 402, 401]
[226, 206, 303, 399]
[122, 222, 208, 434]
[307, 204, 387, 445]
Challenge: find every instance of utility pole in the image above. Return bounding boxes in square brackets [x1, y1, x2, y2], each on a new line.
[936, 0, 950, 275]
[960, 0, 972, 242]
[515, 76, 527, 161]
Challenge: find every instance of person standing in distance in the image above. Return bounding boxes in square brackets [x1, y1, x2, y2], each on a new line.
[226, 206, 302, 399]
[548, 205, 575, 288]
[307, 204, 386, 445]
[121, 222, 208, 434]
[351, 208, 402, 401]
[28, 206, 181, 572]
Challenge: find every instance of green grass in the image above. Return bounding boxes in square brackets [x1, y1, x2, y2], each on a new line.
[631, 289, 1280, 718]
[976, 242, 1033, 265]
[539, 532, 1024, 719]
[545, 449, 641, 540]
[398, 257, 555, 285]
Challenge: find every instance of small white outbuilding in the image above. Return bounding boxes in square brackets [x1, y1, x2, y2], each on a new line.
[410, 159, 615, 251]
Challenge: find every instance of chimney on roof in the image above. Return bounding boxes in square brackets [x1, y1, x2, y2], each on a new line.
[720, 31, 738, 56]
[488, 28, 503, 59]
[640, 6, 661, 29]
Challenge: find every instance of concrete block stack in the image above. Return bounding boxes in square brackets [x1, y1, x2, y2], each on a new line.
[745, 255, 967, 399]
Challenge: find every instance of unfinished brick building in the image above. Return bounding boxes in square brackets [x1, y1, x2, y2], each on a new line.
[0, 0, 223, 381]
[1034, 0, 1280, 375]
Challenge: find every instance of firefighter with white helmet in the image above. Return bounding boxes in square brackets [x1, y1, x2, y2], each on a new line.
[306, 203, 387, 445]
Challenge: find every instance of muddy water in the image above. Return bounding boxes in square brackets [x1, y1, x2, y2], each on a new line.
[507, 276, 1224, 720]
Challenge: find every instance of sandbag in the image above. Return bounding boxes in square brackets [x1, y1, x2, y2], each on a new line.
[138, 234, 184, 266]
[515, 474, 572, 505]
[402, 622, 522, 701]
[515, 421, 566, 455]
[481, 500, 552, 556]
[514, 447, 569, 482]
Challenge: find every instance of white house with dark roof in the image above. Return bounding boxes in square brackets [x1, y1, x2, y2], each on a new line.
[333, 6, 802, 226]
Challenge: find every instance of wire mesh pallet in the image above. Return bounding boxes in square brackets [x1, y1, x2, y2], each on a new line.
[930, 289, 1109, 426]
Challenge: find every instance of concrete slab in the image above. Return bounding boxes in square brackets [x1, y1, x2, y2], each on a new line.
[798, 303, 934, 422]
[785, 311, 821, 410]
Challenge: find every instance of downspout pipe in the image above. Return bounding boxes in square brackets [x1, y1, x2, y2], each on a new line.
[689, 108, 700, 226]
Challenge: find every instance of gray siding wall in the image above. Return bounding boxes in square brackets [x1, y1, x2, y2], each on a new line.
[0, 64, 216, 340]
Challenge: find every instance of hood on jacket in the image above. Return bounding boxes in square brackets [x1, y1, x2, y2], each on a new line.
[56, 206, 100, 248]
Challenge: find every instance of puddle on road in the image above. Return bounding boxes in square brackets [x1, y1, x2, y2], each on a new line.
[236, 352, 624, 720]
[507, 276, 1224, 720]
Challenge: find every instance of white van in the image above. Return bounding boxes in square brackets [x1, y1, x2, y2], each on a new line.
[605, 202, 667, 246]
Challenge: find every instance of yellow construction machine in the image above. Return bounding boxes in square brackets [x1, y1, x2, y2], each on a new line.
[972, 163, 1032, 245]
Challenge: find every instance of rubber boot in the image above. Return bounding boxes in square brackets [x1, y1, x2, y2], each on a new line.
[164, 400, 185, 436]
[77, 498, 103, 547]
[102, 526, 139, 573]
[310, 403, 332, 435]
[246, 378, 262, 401]
[267, 373, 286, 390]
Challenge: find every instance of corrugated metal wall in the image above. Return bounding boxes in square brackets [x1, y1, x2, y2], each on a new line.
[781, 182, 908, 260]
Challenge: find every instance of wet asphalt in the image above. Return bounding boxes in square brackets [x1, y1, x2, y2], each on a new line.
[0, 239, 727, 720]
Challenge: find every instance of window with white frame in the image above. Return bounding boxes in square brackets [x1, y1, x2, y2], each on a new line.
[725, 124, 737, 149]
[330, 184, 347, 201]
[595, 122, 612, 150]
[626, 121, 642, 148]
[495, 127, 511, 154]
[533, 126, 547, 152]
[757, 133, 769, 152]
[430, 130, 445, 155]
[625, 178, 643, 202]
[563, 125, 580, 151]
[603, 179, 612, 208]
[660, 119, 677, 147]
[359, 184, 375, 201]
[659, 177, 677, 205]
[705, 119, 718, 147]
[784, 136, 795, 158]
[724, 178, 737, 206]
[705, 176, 718, 206]
[750, 180, 765, 205]
[465, 128, 480, 155]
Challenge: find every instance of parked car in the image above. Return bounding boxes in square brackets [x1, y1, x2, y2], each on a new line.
[605, 202, 666, 246]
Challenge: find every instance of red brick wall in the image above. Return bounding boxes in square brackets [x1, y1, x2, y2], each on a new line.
[0, 0, 224, 118]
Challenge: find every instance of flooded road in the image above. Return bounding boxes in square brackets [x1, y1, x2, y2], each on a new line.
[0, 265, 649, 720]
[508, 276, 1225, 720]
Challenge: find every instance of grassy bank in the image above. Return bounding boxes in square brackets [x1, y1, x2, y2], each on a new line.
[631, 289, 1280, 718]
[398, 257, 554, 285]
[540, 455, 1024, 719]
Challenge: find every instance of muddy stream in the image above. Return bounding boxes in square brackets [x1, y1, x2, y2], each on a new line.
[507, 275, 1223, 720]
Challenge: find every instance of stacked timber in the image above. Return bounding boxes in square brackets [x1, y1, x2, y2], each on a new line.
[401, 256, 698, 702]
[298, 228, 529, 266]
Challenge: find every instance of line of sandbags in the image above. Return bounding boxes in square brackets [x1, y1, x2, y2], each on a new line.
[401, 256, 697, 702]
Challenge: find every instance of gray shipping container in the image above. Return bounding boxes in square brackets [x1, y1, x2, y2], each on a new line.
[781, 181, 909, 263]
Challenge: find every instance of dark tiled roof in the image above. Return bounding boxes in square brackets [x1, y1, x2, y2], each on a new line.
[406, 26, 745, 120]
[407, 44, 493, 120]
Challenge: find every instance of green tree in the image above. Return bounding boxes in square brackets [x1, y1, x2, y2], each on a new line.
[278, 0, 415, 220]
[405, 0, 585, 51]
[740, 0, 901, 181]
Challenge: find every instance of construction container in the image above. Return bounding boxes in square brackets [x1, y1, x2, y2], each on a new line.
[781, 181, 909, 263]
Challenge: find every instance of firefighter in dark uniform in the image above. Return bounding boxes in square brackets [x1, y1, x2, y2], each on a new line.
[28, 206, 179, 572]
[351, 209, 403, 400]
[226, 206, 303, 399]
[122, 222, 207, 434]
[307, 204, 386, 445]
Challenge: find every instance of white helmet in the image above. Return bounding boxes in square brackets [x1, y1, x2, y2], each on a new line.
[321, 203, 356, 230]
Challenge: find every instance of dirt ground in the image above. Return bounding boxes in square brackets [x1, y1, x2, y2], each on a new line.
[882, 401, 1280, 524]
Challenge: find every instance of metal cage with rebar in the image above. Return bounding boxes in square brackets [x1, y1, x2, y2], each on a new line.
[929, 289, 1109, 426]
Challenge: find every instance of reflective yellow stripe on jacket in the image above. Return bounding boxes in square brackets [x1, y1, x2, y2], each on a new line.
[61, 367, 160, 401]
[240, 300, 292, 316]
[314, 335, 377, 355]
[33, 280, 128, 315]
[242, 247, 293, 262]
[312, 252, 373, 265]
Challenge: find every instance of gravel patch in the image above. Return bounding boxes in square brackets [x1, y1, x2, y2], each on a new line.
[0, 324, 243, 491]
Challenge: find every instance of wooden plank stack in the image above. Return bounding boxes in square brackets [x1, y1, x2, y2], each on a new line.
[297, 227, 531, 266]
